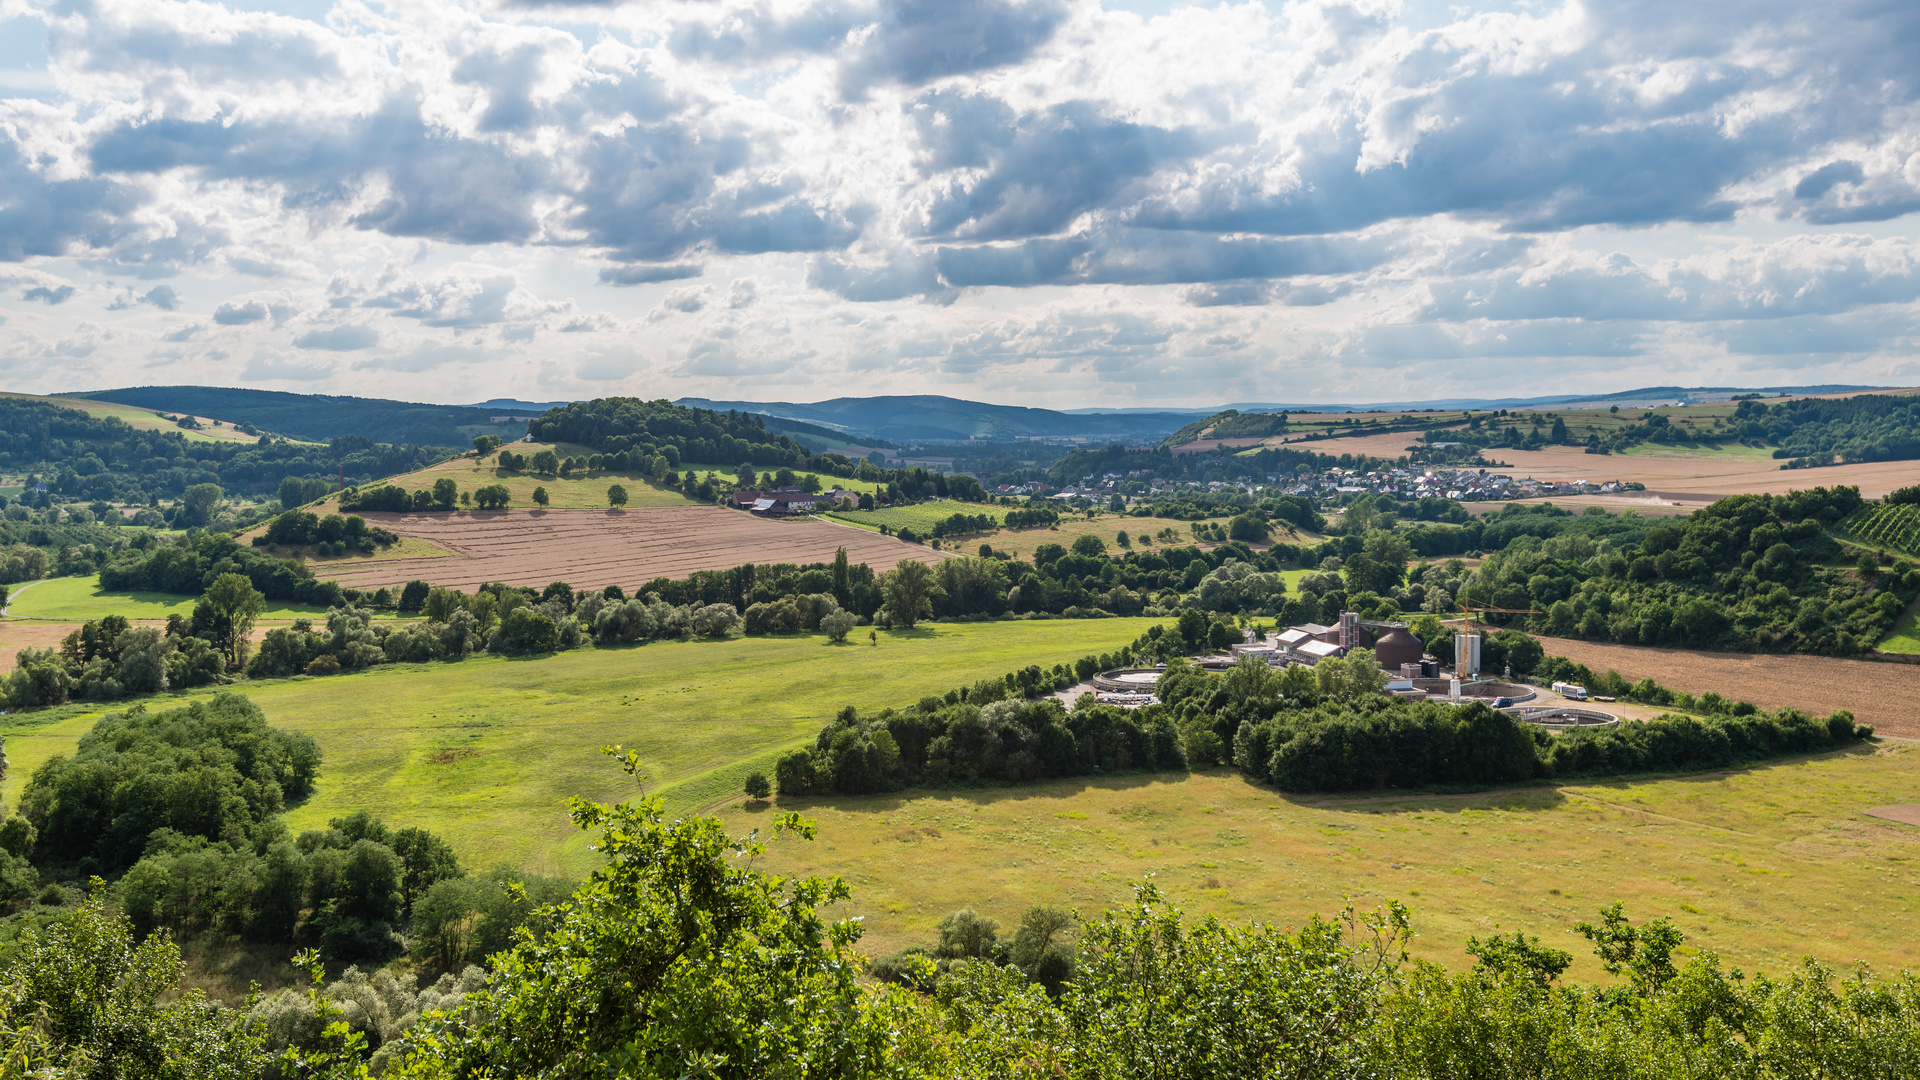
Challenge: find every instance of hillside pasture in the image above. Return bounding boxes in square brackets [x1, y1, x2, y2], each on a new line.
[823, 501, 1001, 535]
[4, 391, 264, 445]
[310, 507, 946, 593]
[0, 619, 1166, 876]
[732, 744, 1920, 980]
[4, 575, 351, 623]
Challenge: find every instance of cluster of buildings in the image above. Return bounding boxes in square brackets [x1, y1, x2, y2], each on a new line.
[729, 487, 861, 516]
[1273, 466, 1631, 503]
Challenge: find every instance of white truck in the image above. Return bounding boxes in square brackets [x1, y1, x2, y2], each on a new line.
[1552, 681, 1589, 701]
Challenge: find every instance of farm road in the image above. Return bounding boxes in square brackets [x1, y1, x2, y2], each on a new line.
[1534, 635, 1920, 740]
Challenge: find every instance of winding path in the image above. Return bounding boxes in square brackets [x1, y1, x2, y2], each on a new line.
[0, 578, 49, 618]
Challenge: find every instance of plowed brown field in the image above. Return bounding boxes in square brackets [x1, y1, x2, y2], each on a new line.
[1533, 635, 1920, 740]
[316, 508, 947, 593]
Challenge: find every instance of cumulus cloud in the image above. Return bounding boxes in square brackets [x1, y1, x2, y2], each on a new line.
[1, 0, 1919, 400]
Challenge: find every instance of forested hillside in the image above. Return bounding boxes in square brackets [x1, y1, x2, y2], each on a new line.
[0, 397, 450, 502]
[79, 386, 525, 447]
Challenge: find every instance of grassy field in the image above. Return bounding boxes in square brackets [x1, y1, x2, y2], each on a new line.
[0, 619, 1166, 877]
[1616, 442, 1778, 461]
[307, 443, 703, 512]
[726, 744, 1920, 979]
[3, 576, 356, 623]
[824, 501, 1000, 534]
[1875, 595, 1920, 654]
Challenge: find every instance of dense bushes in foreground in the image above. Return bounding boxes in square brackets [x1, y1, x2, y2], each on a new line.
[12, 765, 1919, 1079]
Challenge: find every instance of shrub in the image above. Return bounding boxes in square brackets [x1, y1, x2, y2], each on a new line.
[743, 772, 771, 800]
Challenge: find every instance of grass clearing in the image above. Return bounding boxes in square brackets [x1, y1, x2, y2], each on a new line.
[1875, 594, 1920, 654]
[824, 501, 1000, 534]
[1617, 442, 1778, 461]
[728, 744, 1920, 979]
[3, 576, 362, 623]
[0, 618, 1166, 878]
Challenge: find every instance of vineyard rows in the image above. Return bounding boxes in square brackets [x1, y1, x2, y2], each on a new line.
[1843, 503, 1920, 557]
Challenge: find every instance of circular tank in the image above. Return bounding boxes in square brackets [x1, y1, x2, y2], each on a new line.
[1371, 626, 1425, 670]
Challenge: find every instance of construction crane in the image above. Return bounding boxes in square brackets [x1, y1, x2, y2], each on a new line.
[1449, 589, 1541, 678]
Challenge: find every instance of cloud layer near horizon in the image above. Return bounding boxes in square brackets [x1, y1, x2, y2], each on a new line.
[2, 0, 1918, 406]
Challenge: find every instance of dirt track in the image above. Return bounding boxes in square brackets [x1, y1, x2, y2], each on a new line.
[316, 507, 948, 593]
[1534, 635, 1920, 740]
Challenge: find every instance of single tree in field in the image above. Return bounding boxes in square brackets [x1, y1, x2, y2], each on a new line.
[820, 608, 857, 643]
[735, 463, 757, 489]
[532, 486, 550, 508]
[1116, 530, 1130, 548]
[530, 449, 560, 475]
[608, 485, 629, 507]
[432, 478, 459, 509]
[473, 434, 503, 457]
[880, 560, 941, 629]
[197, 572, 265, 671]
[742, 772, 771, 801]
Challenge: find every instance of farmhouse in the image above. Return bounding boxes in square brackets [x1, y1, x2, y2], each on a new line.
[730, 488, 823, 516]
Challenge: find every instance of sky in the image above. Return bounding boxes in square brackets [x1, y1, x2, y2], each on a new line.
[2, 0, 1919, 409]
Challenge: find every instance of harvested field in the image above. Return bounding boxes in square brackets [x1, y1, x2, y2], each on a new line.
[1532, 635, 1920, 740]
[1297, 434, 1920, 501]
[315, 507, 947, 592]
[1865, 804, 1920, 827]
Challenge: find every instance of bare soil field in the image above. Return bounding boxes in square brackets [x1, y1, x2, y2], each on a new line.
[315, 507, 948, 592]
[1532, 635, 1920, 740]
[1465, 495, 1697, 516]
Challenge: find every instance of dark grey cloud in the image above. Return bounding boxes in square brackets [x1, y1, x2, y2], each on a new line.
[293, 324, 378, 350]
[1795, 161, 1865, 200]
[214, 299, 269, 324]
[668, 0, 1066, 97]
[912, 93, 1204, 240]
[838, 0, 1067, 96]
[599, 263, 704, 286]
[0, 135, 139, 263]
[89, 98, 548, 246]
[22, 285, 75, 305]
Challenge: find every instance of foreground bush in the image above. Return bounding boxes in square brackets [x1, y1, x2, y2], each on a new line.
[3, 759, 1917, 1078]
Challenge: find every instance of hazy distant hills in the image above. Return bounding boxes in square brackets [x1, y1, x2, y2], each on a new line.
[55, 383, 1893, 451]
[674, 395, 1201, 443]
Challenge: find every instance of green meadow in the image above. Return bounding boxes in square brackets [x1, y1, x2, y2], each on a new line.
[4, 576, 359, 623]
[0, 618, 1165, 877]
[731, 744, 1920, 980]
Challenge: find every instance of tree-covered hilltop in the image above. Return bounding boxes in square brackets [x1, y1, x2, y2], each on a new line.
[528, 397, 827, 469]
[0, 396, 451, 503]
[76, 385, 528, 447]
[1464, 487, 1915, 653]
[1761, 392, 1920, 466]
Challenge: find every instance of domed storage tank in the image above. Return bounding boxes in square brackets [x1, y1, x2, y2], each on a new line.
[1372, 626, 1425, 670]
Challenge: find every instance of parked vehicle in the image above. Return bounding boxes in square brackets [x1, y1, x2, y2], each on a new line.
[1552, 681, 1589, 701]
[1492, 696, 1515, 708]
